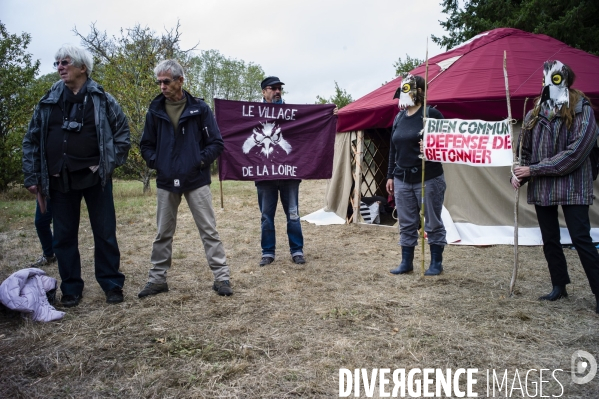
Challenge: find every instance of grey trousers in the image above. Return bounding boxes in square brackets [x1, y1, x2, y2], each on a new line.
[394, 175, 447, 247]
[148, 186, 230, 283]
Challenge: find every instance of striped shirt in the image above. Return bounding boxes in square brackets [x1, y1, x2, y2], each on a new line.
[519, 99, 598, 206]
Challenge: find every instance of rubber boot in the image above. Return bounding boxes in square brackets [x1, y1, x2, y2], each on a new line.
[390, 246, 414, 274]
[538, 285, 568, 301]
[424, 244, 444, 276]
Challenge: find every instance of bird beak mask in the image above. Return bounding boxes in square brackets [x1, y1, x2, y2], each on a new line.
[540, 60, 569, 118]
[394, 73, 417, 110]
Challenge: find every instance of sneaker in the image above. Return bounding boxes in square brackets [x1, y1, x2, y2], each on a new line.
[138, 282, 169, 298]
[259, 256, 274, 266]
[213, 280, 233, 296]
[292, 255, 306, 264]
[105, 288, 124, 304]
[31, 254, 57, 267]
[60, 294, 82, 308]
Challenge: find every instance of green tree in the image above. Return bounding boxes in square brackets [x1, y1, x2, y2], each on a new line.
[315, 81, 353, 109]
[186, 50, 265, 175]
[393, 54, 424, 76]
[36, 71, 60, 87]
[432, 0, 599, 54]
[186, 49, 264, 110]
[0, 22, 43, 190]
[74, 22, 194, 192]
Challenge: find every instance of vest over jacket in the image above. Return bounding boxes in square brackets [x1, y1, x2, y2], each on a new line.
[22, 79, 131, 197]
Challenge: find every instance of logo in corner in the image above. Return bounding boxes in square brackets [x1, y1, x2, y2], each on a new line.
[242, 121, 292, 159]
[571, 350, 597, 384]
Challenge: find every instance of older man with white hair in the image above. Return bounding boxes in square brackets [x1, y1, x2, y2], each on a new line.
[139, 59, 232, 298]
[22, 44, 131, 307]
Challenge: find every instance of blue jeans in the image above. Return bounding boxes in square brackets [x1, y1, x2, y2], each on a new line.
[256, 179, 304, 257]
[50, 179, 124, 296]
[35, 199, 54, 257]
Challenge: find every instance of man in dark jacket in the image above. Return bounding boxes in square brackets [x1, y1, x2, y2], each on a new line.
[255, 77, 338, 267]
[255, 76, 306, 267]
[138, 59, 232, 297]
[22, 45, 131, 307]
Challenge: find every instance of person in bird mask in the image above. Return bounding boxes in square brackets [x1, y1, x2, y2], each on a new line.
[387, 73, 447, 276]
[512, 60, 599, 313]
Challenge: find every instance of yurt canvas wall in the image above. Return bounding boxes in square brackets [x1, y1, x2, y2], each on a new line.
[304, 28, 599, 245]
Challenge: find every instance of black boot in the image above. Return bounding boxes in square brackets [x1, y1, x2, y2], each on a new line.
[538, 285, 568, 301]
[424, 244, 444, 276]
[390, 246, 414, 274]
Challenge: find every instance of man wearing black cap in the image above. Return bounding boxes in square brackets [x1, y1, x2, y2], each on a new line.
[255, 76, 306, 266]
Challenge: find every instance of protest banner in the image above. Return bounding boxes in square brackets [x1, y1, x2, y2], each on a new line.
[423, 118, 513, 167]
[215, 99, 337, 181]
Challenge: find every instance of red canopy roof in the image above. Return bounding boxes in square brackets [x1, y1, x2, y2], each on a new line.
[337, 28, 599, 132]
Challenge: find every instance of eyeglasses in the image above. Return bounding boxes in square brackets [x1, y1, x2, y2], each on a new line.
[267, 86, 282, 92]
[155, 78, 177, 85]
[53, 60, 72, 68]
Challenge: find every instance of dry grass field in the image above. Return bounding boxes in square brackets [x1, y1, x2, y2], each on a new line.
[0, 179, 598, 398]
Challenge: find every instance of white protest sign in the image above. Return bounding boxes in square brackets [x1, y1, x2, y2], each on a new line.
[423, 118, 512, 167]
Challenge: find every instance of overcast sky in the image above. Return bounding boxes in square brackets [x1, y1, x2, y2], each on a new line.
[1, 0, 448, 104]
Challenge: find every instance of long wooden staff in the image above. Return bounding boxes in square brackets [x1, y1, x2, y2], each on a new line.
[420, 38, 430, 277]
[503, 50, 517, 296]
[510, 97, 528, 296]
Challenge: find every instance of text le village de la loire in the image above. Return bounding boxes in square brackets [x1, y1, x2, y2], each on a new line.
[241, 103, 299, 178]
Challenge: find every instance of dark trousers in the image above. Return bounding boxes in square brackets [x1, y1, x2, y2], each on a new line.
[535, 205, 599, 296]
[50, 179, 124, 296]
[35, 199, 54, 257]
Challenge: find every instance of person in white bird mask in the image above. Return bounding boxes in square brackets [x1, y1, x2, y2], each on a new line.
[512, 60, 599, 313]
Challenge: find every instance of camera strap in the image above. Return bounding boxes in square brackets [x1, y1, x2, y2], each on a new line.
[65, 94, 88, 122]
[62, 82, 88, 123]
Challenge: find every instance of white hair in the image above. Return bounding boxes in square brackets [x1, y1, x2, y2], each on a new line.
[55, 44, 94, 77]
[154, 59, 185, 80]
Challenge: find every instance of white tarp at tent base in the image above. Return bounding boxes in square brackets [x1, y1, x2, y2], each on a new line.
[451, 224, 599, 246]
[301, 208, 345, 225]
[302, 206, 462, 243]
[302, 205, 599, 246]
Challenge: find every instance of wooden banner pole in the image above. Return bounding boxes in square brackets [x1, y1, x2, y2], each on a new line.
[420, 37, 430, 277]
[218, 158, 224, 210]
